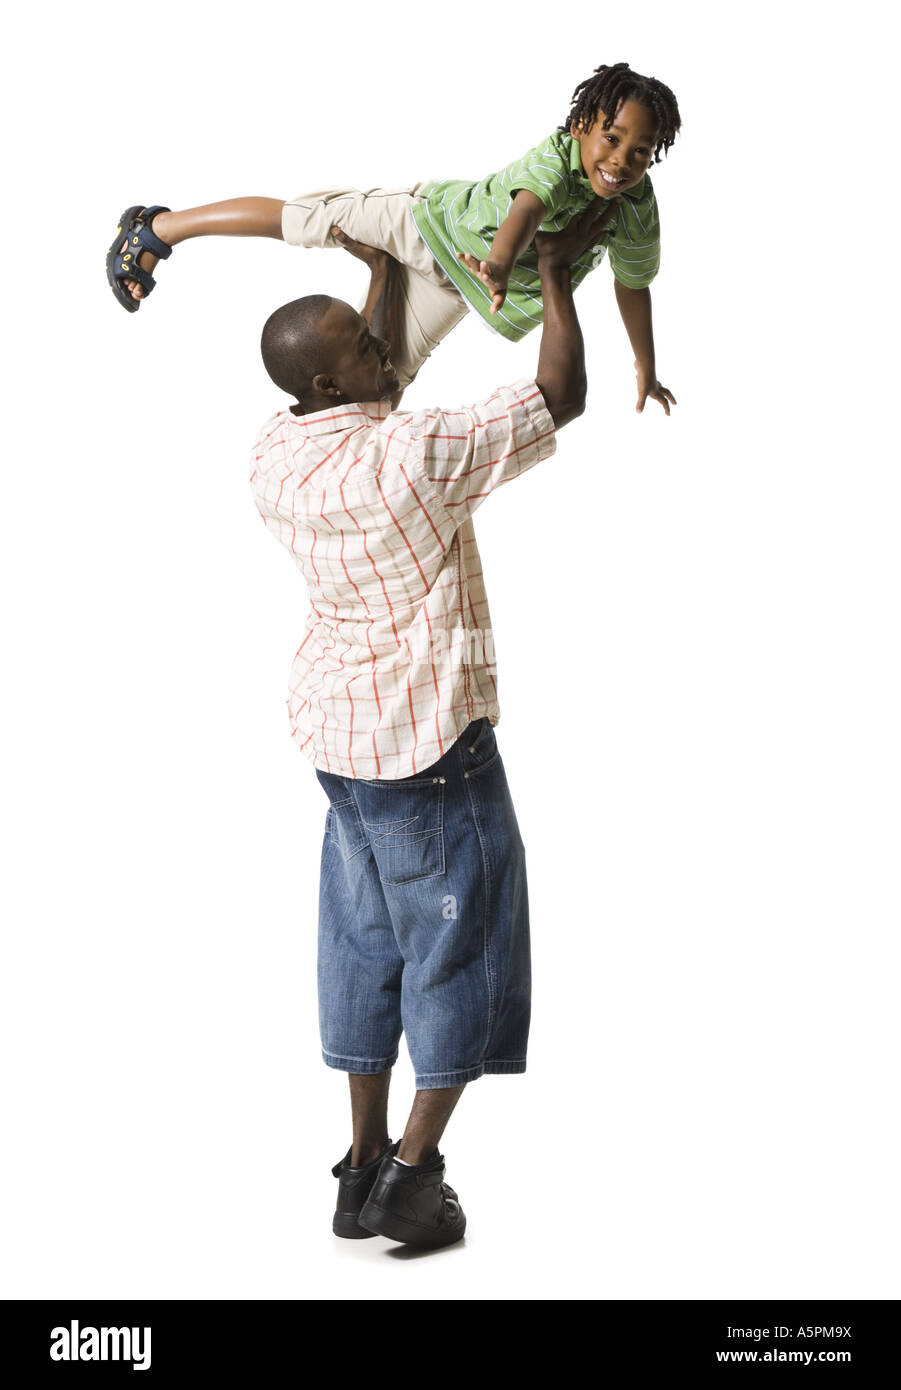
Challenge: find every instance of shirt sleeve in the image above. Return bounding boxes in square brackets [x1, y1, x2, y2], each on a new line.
[608, 182, 661, 289]
[403, 379, 557, 523]
[503, 141, 574, 220]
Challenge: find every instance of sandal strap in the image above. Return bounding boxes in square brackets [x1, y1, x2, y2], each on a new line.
[113, 259, 156, 293]
[126, 205, 173, 260]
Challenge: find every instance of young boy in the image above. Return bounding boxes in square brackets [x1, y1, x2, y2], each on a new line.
[107, 61, 680, 414]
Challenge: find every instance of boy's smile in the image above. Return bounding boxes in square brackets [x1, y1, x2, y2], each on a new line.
[571, 98, 660, 199]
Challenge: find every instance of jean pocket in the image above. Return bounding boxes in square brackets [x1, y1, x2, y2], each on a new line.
[356, 777, 446, 885]
[462, 717, 500, 779]
[326, 796, 369, 863]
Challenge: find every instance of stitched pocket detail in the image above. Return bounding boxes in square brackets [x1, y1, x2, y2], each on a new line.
[357, 780, 446, 886]
[327, 798, 369, 863]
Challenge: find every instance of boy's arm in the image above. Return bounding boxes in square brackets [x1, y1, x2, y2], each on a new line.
[456, 189, 545, 315]
[612, 280, 677, 416]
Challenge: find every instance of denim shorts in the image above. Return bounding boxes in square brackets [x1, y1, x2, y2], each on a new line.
[314, 717, 530, 1089]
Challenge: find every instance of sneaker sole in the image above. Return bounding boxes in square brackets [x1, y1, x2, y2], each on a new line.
[358, 1199, 466, 1248]
[333, 1211, 379, 1239]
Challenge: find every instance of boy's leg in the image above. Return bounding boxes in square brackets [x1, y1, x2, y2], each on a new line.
[382, 263, 468, 390]
[283, 186, 469, 388]
[116, 186, 468, 385]
[118, 197, 285, 302]
[120, 186, 432, 303]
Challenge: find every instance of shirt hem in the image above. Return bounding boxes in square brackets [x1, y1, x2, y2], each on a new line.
[296, 704, 502, 782]
[411, 205, 528, 343]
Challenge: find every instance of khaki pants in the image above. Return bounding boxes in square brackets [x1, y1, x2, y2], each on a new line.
[282, 185, 469, 388]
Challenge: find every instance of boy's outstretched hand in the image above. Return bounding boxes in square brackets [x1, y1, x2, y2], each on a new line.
[634, 360, 677, 416]
[450, 203, 679, 416]
[456, 254, 510, 314]
[457, 195, 624, 313]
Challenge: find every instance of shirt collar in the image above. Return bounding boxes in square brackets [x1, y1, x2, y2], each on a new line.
[282, 398, 393, 437]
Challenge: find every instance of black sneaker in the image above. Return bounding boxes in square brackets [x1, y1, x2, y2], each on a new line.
[358, 1149, 466, 1248]
[331, 1139, 399, 1239]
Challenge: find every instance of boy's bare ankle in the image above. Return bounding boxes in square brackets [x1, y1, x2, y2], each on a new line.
[150, 209, 175, 245]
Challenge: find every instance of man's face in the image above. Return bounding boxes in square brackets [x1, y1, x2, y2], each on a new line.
[317, 300, 399, 404]
[571, 98, 659, 199]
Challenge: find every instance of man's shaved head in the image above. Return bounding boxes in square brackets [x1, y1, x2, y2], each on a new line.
[260, 295, 335, 404]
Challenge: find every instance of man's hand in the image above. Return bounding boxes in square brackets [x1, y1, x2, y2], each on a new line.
[634, 359, 677, 416]
[330, 224, 405, 407]
[331, 221, 390, 338]
[330, 225, 388, 270]
[533, 196, 621, 268]
[455, 253, 510, 314]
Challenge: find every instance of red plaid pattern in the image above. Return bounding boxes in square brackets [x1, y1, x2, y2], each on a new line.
[250, 378, 556, 778]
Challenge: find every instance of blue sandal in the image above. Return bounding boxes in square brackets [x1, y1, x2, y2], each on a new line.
[106, 205, 173, 312]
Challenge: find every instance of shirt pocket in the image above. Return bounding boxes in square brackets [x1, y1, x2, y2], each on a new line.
[354, 776, 446, 886]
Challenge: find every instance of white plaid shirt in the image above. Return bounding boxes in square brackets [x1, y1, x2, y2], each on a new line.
[250, 378, 556, 779]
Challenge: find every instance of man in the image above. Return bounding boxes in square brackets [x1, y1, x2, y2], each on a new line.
[250, 199, 616, 1249]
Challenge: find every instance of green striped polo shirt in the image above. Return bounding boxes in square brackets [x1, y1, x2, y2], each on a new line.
[411, 129, 661, 342]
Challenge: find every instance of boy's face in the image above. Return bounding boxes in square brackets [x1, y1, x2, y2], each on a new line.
[571, 98, 659, 199]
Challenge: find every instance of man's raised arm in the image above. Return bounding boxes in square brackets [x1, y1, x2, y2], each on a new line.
[534, 196, 622, 430]
[331, 225, 407, 410]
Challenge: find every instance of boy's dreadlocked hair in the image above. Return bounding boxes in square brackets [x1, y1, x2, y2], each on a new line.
[561, 62, 681, 163]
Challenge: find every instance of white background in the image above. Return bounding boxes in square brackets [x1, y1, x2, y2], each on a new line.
[2, 0, 898, 1301]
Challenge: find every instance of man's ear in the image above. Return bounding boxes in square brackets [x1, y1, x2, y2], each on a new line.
[570, 119, 583, 141]
[312, 372, 341, 396]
